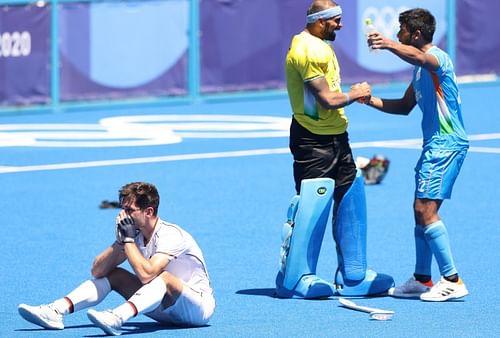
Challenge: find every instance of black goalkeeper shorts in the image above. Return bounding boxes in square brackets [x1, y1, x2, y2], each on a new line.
[289, 117, 357, 199]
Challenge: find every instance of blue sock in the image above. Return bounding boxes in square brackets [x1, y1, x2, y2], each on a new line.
[423, 220, 458, 277]
[414, 225, 432, 277]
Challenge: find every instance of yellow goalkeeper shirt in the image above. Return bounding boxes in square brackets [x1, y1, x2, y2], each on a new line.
[285, 31, 348, 135]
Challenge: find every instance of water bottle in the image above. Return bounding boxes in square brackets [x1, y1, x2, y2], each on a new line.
[364, 18, 377, 52]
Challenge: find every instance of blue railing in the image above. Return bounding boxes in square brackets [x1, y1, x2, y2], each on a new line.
[0, 0, 470, 115]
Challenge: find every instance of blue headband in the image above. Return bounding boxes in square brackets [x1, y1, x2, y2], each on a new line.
[306, 6, 342, 24]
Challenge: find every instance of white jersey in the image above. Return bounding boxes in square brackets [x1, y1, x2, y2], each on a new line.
[135, 219, 212, 295]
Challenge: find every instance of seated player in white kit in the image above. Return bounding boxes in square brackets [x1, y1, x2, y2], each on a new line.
[18, 182, 215, 335]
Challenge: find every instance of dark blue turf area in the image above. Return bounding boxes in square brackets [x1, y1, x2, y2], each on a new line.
[1, 82, 499, 337]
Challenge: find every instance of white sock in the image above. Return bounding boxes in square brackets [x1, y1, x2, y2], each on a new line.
[55, 278, 111, 314]
[52, 297, 72, 315]
[114, 276, 166, 322]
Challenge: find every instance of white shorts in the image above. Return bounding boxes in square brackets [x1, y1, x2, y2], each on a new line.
[146, 284, 215, 327]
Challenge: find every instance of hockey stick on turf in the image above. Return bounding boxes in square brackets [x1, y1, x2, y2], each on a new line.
[338, 298, 394, 321]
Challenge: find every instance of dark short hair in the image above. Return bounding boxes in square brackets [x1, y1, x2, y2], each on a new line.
[119, 182, 160, 215]
[399, 8, 436, 42]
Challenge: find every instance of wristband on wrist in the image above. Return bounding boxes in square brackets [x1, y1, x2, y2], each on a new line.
[344, 92, 350, 104]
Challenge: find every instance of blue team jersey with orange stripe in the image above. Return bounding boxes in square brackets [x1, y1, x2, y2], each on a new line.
[412, 46, 469, 150]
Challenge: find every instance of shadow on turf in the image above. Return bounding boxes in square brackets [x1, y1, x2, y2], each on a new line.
[236, 288, 333, 299]
[16, 323, 95, 332]
[84, 321, 209, 336]
[236, 288, 277, 297]
[236, 288, 395, 301]
[237, 287, 334, 299]
[16, 321, 209, 336]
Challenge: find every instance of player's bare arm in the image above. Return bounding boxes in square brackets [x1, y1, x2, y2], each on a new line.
[124, 244, 170, 284]
[91, 243, 127, 278]
[367, 83, 416, 115]
[368, 32, 439, 71]
[115, 208, 170, 284]
[306, 77, 371, 109]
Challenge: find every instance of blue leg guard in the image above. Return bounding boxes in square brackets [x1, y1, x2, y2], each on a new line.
[275, 178, 335, 298]
[334, 170, 394, 296]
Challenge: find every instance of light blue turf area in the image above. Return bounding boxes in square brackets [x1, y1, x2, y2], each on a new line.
[1, 82, 499, 337]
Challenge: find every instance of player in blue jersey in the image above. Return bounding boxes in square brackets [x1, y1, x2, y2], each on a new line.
[363, 8, 469, 301]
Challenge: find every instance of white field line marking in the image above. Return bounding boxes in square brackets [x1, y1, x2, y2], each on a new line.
[1, 134, 498, 174]
[468, 133, 500, 141]
[468, 146, 500, 153]
[0, 148, 290, 174]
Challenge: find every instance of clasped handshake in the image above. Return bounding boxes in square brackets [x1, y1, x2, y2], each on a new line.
[115, 211, 139, 245]
[349, 81, 371, 105]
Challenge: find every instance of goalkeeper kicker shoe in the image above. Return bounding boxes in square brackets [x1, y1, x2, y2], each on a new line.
[420, 277, 469, 302]
[388, 276, 433, 298]
[87, 309, 123, 336]
[18, 303, 64, 330]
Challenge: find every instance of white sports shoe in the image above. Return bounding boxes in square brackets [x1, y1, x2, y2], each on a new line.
[87, 309, 123, 336]
[18, 303, 64, 330]
[388, 276, 433, 298]
[420, 277, 469, 302]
